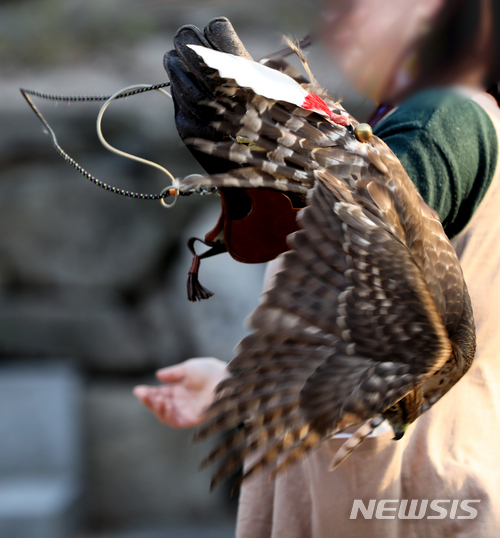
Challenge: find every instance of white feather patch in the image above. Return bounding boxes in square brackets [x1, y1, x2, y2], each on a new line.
[188, 44, 308, 108]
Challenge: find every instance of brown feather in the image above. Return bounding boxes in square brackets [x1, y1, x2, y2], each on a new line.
[185, 46, 476, 488]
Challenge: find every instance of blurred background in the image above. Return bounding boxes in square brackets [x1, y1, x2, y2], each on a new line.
[0, 0, 371, 536]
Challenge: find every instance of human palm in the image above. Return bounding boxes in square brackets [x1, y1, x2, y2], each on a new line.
[134, 357, 228, 428]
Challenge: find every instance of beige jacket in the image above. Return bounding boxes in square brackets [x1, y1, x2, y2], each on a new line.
[236, 91, 500, 538]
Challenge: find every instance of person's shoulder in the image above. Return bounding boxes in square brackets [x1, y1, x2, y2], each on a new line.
[399, 86, 476, 112]
[374, 86, 494, 138]
[372, 86, 498, 238]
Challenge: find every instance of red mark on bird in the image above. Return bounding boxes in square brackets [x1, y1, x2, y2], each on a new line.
[303, 93, 351, 126]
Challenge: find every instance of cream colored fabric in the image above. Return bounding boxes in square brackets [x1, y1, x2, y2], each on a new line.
[236, 91, 500, 537]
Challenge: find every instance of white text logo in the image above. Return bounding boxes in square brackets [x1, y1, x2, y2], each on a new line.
[350, 499, 480, 520]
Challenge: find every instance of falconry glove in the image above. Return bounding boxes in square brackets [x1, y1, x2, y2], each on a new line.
[165, 17, 254, 175]
[166, 18, 308, 300]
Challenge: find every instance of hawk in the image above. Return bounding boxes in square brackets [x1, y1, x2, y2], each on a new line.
[174, 39, 476, 490]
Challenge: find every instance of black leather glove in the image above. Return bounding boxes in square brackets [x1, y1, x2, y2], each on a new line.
[164, 17, 253, 174]
[165, 19, 310, 301]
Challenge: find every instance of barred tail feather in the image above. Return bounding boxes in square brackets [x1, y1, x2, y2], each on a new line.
[328, 416, 384, 471]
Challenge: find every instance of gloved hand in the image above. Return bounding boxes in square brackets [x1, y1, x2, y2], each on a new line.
[164, 17, 253, 174]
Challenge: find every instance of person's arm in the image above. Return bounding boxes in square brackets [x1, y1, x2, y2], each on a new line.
[373, 87, 498, 237]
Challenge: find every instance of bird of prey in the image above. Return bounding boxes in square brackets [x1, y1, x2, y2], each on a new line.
[178, 42, 476, 490]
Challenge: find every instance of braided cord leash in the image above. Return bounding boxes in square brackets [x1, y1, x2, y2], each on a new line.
[20, 83, 215, 207]
[19, 35, 315, 208]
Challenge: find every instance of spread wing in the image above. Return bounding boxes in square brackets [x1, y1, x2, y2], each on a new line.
[180, 49, 472, 489]
[196, 167, 454, 489]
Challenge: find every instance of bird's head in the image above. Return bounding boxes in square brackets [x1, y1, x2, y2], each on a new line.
[383, 403, 410, 440]
[383, 388, 423, 441]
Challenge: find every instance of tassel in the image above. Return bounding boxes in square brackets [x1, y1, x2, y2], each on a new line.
[187, 253, 214, 302]
[186, 237, 227, 302]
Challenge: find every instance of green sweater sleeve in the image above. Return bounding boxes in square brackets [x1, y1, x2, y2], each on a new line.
[373, 88, 498, 238]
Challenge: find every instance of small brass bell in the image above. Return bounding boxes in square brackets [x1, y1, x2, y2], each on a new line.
[354, 123, 373, 143]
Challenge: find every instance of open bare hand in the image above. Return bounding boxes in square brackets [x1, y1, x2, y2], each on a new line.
[133, 357, 228, 428]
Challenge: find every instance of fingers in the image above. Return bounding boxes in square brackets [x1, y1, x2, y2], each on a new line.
[163, 17, 252, 175]
[155, 363, 187, 383]
[133, 385, 158, 410]
[164, 49, 236, 173]
[203, 17, 253, 59]
[133, 385, 176, 425]
[171, 24, 215, 85]
[165, 18, 252, 100]
[132, 385, 154, 411]
[164, 50, 218, 142]
[165, 50, 210, 113]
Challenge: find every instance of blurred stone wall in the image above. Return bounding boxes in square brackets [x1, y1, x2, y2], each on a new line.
[0, 0, 371, 534]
